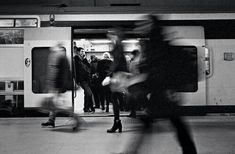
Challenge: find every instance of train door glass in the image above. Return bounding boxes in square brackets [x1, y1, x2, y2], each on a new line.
[175, 46, 198, 92]
[32, 47, 50, 93]
[32, 47, 66, 93]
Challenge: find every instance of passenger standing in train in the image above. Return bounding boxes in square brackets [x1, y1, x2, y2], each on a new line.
[41, 43, 79, 130]
[90, 55, 100, 109]
[105, 28, 128, 133]
[97, 52, 113, 112]
[74, 47, 95, 113]
[124, 15, 197, 154]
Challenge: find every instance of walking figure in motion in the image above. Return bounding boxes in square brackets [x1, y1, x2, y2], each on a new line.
[122, 15, 197, 154]
[40, 43, 79, 131]
[104, 28, 128, 133]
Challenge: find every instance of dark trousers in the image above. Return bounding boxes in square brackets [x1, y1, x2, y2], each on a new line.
[91, 84, 100, 108]
[112, 92, 125, 120]
[80, 81, 94, 111]
[146, 90, 197, 154]
[99, 85, 112, 109]
[170, 117, 197, 154]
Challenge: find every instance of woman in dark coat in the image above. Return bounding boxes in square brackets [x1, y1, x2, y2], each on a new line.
[106, 28, 128, 133]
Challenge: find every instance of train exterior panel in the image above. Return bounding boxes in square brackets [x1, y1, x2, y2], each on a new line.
[206, 39, 235, 105]
[0, 13, 235, 115]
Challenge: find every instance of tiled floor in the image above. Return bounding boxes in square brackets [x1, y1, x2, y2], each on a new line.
[0, 115, 235, 154]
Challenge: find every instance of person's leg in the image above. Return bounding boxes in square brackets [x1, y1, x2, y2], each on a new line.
[99, 85, 105, 110]
[170, 117, 197, 154]
[117, 92, 125, 111]
[63, 108, 80, 131]
[41, 96, 57, 128]
[104, 86, 112, 112]
[112, 92, 120, 120]
[107, 92, 122, 133]
[81, 81, 94, 112]
[126, 93, 137, 118]
[41, 111, 56, 127]
[91, 84, 100, 108]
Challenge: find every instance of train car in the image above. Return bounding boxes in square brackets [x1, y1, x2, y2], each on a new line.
[0, 13, 234, 116]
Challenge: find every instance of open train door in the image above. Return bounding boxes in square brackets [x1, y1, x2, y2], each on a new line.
[23, 27, 75, 109]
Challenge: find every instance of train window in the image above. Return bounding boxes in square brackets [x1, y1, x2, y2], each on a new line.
[13, 81, 24, 90]
[0, 18, 39, 28]
[32, 47, 51, 93]
[174, 46, 198, 92]
[15, 18, 38, 28]
[0, 82, 5, 90]
[32, 47, 67, 93]
[0, 29, 24, 44]
[0, 19, 14, 27]
[17, 81, 24, 90]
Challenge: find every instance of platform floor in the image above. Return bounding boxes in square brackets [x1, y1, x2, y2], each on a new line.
[0, 115, 235, 154]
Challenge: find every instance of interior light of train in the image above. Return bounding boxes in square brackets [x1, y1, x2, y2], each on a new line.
[89, 39, 139, 44]
[90, 39, 111, 44]
[122, 39, 139, 43]
[0, 19, 14, 27]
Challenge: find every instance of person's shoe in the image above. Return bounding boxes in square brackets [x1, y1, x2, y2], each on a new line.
[72, 115, 80, 131]
[90, 108, 95, 113]
[107, 120, 122, 133]
[83, 109, 90, 112]
[41, 121, 55, 128]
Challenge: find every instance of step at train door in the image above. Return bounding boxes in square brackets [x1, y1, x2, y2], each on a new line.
[24, 27, 73, 108]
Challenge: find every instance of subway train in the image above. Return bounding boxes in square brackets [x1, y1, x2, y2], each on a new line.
[0, 13, 235, 116]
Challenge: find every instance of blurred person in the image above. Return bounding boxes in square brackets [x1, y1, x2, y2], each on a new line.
[97, 52, 113, 112]
[122, 15, 197, 154]
[129, 49, 141, 74]
[125, 54, 131, 71]
[105, 28, 128, 133]
[74, 47, 95, 113]
[41, 43, 79, 131]
[126, 49, 148, 118]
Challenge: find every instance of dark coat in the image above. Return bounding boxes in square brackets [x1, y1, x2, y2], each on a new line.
[110, 42, 128, 73]
[74, 55, 91, 84]
[97, 58, 113, 83]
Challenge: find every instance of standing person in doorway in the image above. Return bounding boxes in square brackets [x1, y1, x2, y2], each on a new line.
[90, 55, 100, 109]
[97, 52, 113, 112]
[74, 47, 95, 113]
